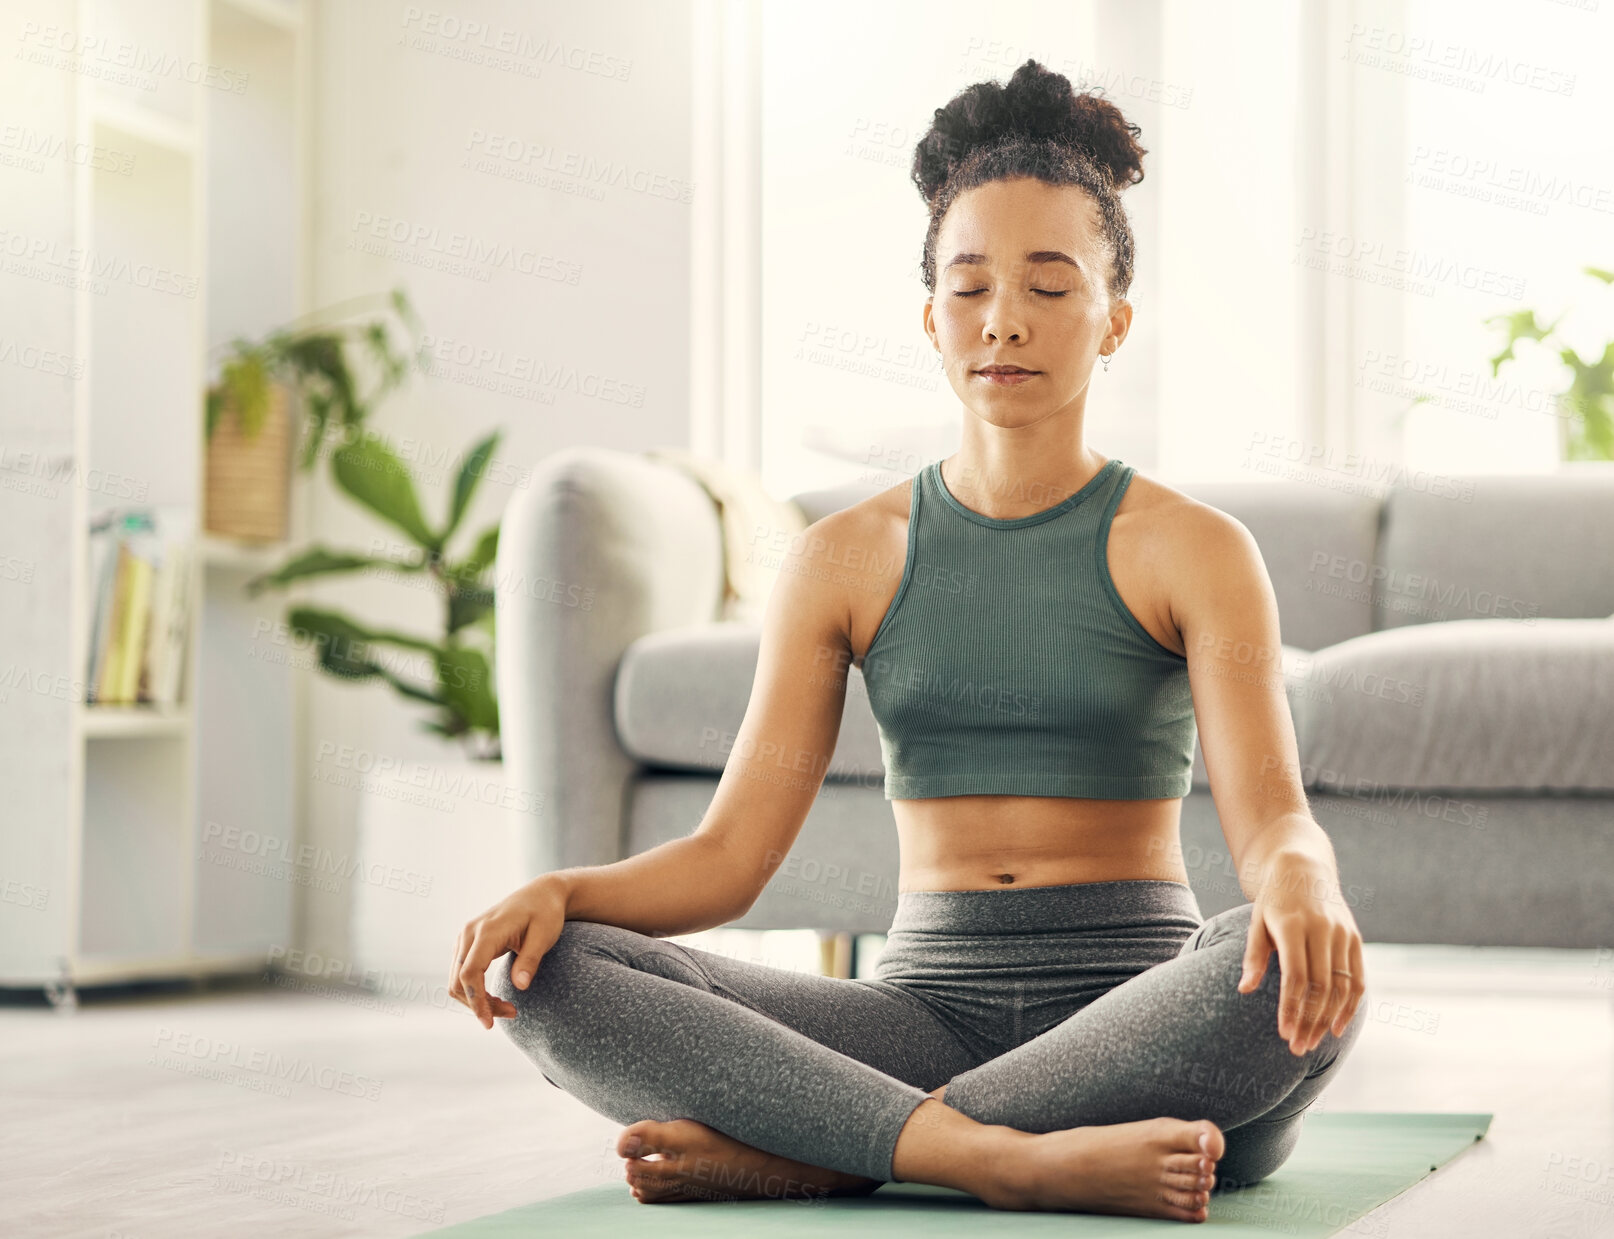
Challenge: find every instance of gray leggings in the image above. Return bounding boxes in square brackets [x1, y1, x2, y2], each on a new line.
[488, 879, 1366, 1187]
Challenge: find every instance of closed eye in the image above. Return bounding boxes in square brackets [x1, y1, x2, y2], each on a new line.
[952, 289, 1069, 298]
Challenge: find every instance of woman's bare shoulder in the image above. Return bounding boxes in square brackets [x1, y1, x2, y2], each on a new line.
[1118, 467, 1246, 551]
[1118, 468, 1269, 613]
[784, 476, 914, 658]
[796, 473, 914, 562]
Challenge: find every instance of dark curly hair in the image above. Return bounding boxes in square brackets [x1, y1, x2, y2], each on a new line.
[911, 59, 1147, 302]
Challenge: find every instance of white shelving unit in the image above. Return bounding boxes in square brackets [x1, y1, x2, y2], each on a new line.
[0, 0, 311, 1003]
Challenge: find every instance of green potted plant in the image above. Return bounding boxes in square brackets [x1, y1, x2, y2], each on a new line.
[210, 287, 504, 751]
[204, 289, 424, 540]
[245, 428, 504, 759]
[1484, 265, 1614, 462]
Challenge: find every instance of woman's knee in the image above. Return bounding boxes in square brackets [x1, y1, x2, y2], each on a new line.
[1214, 1117, 1303, 1193]
[486, 920, 709, 1095]
[485, 921, 630, 1085]
[486, 918, 616, 1014]
[1177, 902, 1255, 958]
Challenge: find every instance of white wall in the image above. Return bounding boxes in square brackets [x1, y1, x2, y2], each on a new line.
[1156, 0, 1303, 482]
[298, 0, 695, 962]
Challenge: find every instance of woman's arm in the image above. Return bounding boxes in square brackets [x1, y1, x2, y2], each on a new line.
[541, 835, 755, 940]
[665, 507, 870, 920]
[449, 508, 862, 1025]
[1169, 502, 1367, 1058]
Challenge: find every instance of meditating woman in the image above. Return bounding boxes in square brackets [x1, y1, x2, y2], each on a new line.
[450, 58, 1367, 1223]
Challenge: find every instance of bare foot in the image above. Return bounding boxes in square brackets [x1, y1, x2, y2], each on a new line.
[983, 1116, 1225, 1221]
[616, 1118, 882, 1204]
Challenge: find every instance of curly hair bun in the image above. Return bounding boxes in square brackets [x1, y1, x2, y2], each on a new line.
[912, 59, 1146, 205]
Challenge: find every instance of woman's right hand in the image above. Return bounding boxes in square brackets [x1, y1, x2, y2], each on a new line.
[449, 874, 569, 1030]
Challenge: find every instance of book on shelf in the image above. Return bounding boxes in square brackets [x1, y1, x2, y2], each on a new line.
[84, 508, 193, 709]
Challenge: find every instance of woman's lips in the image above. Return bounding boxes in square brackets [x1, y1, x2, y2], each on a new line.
[974, 369, 1039, 386]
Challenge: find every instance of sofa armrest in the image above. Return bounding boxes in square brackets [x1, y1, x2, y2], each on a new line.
[495, 446, 725, 876]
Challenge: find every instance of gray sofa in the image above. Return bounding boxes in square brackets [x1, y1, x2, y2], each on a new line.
[495, 447, 1614, 949]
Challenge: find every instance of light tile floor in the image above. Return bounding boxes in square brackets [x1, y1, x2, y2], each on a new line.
[4, 941, 1611, 1238]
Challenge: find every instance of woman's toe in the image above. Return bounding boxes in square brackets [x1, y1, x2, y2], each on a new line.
[618, 1119, 674, 1159]
[1163, 1168, 1212, 1193]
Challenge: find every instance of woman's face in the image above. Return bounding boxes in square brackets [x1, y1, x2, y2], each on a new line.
[923, 177, 1129, 429]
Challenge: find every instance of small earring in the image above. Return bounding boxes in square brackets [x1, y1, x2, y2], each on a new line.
[1100, 351, 1112, 373]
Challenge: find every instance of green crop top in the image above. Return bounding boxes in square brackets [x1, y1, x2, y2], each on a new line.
[857, 456, 1197, 801]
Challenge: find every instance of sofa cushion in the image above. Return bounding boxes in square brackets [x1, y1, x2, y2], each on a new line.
[1375, 472, 1614, 631]
[1288, 617, 1614, 794]
[617, 623, 1322, 794]
[613, 622, 885, 784]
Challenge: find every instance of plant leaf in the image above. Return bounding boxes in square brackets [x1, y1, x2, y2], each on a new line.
[246, 546, 424, 596]
[1560, 341, 1614, 461]
[234, 351, 272, 438]
[205, 385, 225, 440]
[362, 320, 410, 396]
[1484, 307, 1561, 376]
[284, 607, 388, 679]
[286, 605, 440, 659]
[333, 438, 442, 551]
[376, 668, 446, 706]
[390, 286, 419, 329]
[443, 523, 500, 632]
[447, 586, 495, 634]
[462, 525, 499, 575]
[435, 645, 499, 733]
[300, 391, 332, 470]
[444, 431, 502, 544]
[280, 333, 358, 426]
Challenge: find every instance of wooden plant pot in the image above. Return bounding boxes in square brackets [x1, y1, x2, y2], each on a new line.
[205, 383, 291, 541]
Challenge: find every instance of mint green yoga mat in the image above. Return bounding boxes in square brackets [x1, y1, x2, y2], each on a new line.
[426, 1112, 1490, 1237]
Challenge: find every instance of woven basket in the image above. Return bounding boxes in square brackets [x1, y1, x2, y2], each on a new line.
[205, 383, 292, 541]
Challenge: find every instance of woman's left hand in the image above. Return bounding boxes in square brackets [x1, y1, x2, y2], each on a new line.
[1237, 855, 1366, 1056]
